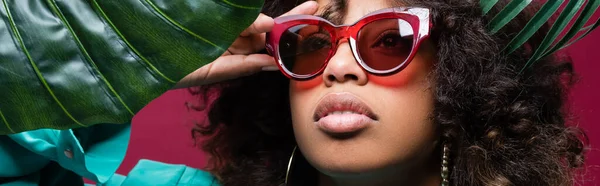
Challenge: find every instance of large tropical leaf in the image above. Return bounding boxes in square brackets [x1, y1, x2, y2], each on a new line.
[0, 0, 264, 134]
[482, 0, 600, 72]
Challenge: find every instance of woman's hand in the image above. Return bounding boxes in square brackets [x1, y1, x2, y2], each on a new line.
[173, 1, 319, 89]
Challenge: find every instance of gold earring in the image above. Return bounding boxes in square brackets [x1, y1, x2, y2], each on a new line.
[441, 143, 450, 186]
[285, 146, 298, 186]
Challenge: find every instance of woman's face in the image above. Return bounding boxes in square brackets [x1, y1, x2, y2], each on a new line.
[288, 0, 438, 179]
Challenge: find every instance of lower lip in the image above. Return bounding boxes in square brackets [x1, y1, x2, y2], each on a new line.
[316, 113, 374, 134]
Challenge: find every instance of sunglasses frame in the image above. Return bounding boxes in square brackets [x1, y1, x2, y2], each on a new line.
[266, 7, 431, 80]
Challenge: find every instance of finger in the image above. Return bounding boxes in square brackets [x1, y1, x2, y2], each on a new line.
[228, 32, 269, 55]
[239, 1, 319, 37]
[231, 1, 319, 55]
[208, 54, 278, 80]
[173, 54, 278, 89]
[279, 1, 319, 17]
[240, 14, 274, 37]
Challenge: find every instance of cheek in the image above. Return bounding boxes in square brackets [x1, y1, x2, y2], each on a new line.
[369, 52, 435, 87]
[289, 80, 321, 124]
[368, 67, 415, 87]
[288, 78, 322, 118]
[290, 77, 322, 90]
[289, 60, 430, 89]
[289, 51, 435, 89]
[378, 87, 436, 143]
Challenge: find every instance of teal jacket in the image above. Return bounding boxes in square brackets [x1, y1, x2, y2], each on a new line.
[0, 123, 220, 186]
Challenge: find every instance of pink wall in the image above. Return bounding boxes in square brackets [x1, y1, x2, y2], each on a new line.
[117, 30, 600, 184]
[566, 29, 600, 184]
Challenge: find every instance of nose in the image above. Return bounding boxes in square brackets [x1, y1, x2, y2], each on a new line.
[322, 42, 368, 86]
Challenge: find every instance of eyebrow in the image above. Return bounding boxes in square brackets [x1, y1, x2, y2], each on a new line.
[315, 0, 347, 25]
[313, 0, 405, 25]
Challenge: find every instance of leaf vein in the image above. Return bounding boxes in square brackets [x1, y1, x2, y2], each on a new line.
[0, 109, 15, 133]
[48, 0, 134, 116]
[91, 0, 176, 83]
[221, 0, 262, 10]
[1, 1, 86, 127]
[143, 0, 226, 52]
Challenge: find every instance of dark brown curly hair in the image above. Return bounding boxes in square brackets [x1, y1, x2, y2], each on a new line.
[191, 0, 589, 185]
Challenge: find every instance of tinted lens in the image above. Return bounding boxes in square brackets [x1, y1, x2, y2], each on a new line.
[278, 24, 332, 76]
[357, 19, 414, 71]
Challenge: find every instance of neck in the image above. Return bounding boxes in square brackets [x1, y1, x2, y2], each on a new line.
[316, 156, 441, 186]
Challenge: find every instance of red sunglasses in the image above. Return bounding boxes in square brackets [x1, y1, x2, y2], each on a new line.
[266, 7, 431, 80]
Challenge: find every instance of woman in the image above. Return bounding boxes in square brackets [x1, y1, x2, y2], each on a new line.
[0, 0, 590, 185]
[191, 0, 588, 185]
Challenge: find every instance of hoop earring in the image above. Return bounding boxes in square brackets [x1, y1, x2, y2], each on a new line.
[285, 146, 298, 186]
[441, 143, 450, 186]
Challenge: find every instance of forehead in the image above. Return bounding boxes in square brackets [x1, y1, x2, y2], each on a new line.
[315, 0, 402, 25]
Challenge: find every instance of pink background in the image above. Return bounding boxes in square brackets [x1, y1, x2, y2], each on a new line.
[115, 30, 600, 184]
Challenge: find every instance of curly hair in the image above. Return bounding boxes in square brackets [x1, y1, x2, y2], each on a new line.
[191, 0, 588, 185]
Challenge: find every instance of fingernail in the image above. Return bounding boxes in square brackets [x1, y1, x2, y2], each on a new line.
[262, 66, 279, 71]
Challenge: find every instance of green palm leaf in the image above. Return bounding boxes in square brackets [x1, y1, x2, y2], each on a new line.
[0, 0, 264, 134]
[486, 0, 533, 34]
[482, 0, 600, 72]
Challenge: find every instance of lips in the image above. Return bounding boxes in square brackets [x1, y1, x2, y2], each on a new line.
[313, 93, 378, 135]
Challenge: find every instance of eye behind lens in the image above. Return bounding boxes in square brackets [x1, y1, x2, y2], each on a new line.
[357, 18, 415, 71]
[279, 24, 331, 76]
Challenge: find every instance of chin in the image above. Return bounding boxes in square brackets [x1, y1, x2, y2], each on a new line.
[295, 128, 437, 179]
[316, 160, 386, 176]
[299, 141, 406, 176]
